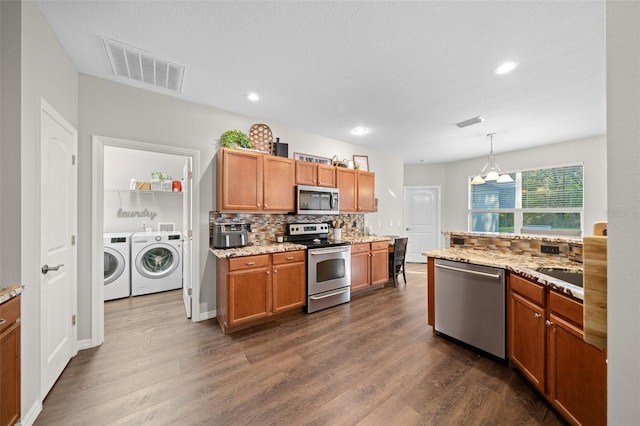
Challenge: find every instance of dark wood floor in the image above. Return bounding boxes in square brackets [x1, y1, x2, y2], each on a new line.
[36, 264, 564, 426]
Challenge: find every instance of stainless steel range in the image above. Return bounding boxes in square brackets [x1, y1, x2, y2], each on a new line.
[286, 223, 351, 313]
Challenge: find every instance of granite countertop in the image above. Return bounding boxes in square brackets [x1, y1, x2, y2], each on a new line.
[423, 248, 584, 300]
[211, 236, 393, 259]
[0, 284, 24, 304]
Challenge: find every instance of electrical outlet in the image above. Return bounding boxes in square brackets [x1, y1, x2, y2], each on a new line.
[541, 245, 560, 254]
[389, 219, 393, 227]
[452, 237, 465, 245]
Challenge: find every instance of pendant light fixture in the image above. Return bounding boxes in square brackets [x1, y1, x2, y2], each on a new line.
[471, 133, 513, 185]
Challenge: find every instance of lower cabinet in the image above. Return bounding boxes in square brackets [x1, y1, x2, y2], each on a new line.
[217, 251, 305, 333]
[0, 295, 21, 426]
[508, 274, 607, 426]
[351, 241, 389, 292]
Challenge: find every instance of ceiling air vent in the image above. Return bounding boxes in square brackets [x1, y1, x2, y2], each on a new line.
[101, 37, 185, 93]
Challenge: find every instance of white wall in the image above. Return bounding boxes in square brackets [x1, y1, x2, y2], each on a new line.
[78, 74, 404, 332]
[606, 1, 640, 422]
[0, 0, 22, 285]
[103, 146, 185, 234]
[405, 136, 608, 235]
[20, 0, 79, 423]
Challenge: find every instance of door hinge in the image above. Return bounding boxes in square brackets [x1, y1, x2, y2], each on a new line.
[72, 154, 76, 166]
[188, 288, 192, 296]
[71, 235, 76, 245]
[188, 230, 193, 238]
[188, 171, 193, 179]
[72, 314, 76, 326]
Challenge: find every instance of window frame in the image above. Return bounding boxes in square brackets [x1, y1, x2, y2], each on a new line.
[468, 163, 584, 237]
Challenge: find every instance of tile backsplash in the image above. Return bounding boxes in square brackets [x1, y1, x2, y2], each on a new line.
[445, 231, 583, 263]
[210, 212, 365, 245]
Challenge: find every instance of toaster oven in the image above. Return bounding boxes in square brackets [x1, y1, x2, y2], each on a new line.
[211, 223, 249, 249]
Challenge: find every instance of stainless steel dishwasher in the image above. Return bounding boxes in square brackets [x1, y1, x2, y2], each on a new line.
[434, 259, 506, 360]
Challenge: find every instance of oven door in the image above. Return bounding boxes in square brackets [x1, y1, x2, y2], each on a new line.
[307, 245, 351, 294]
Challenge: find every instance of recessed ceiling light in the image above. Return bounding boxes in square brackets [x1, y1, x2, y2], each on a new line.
[351, 126, 369, 136]
[247, 92, 260, 102]
[494, 62, 519, 75]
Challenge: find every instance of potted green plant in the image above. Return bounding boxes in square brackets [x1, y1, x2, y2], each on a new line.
[217, 129, 252, 149]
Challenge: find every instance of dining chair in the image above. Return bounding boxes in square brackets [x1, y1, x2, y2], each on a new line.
[391, 237, 408, 287]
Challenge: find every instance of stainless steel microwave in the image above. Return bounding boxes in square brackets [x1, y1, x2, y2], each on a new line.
[296, 185, 339, 215]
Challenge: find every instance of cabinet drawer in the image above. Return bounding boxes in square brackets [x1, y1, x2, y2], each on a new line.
[371, 241, 389, 251]
[351, 243, 370, 253]
[549, 290, 583, 328]
[0, 296, 20, 335]
[272, 250, 305, 265]
[510, 274, 545, 306]
[228, 254, 270, 271]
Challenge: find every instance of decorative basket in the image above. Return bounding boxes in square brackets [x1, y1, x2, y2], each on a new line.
[249, 123, 274, 154]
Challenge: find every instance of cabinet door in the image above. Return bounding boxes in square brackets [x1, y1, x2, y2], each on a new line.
[508, 292, 546, 393]
[218, 148, 263, 211]
[317, 164, 336, 187]
[370, 247, 389, 285]
[0, 298, 20, 426]
[547, 314, 607, 426]
[272, 261, 306, 313]
[357, 171, 376, 212]
[295, 160, 317, 186]
[228, 268, 270, 325]
[263, 156, 295, 211]
[351, 250, 370, 291]
[336, 168, 357, 212]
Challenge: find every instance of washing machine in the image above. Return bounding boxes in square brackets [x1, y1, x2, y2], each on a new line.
[131, 231, 183, 296]
[103, 232, 132, 301]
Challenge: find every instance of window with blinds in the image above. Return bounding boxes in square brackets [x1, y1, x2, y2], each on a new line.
[469, 164, 584, 236]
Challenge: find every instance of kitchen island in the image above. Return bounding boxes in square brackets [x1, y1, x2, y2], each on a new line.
[424, 237, 606, 426]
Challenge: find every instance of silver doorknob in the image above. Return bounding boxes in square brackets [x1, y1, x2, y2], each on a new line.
[41, 264, 64, 275]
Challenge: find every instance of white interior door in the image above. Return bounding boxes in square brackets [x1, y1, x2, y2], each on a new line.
[182, 158, 193, 318]
[40, 99, 77, 398]
[404, 187, 440, 263]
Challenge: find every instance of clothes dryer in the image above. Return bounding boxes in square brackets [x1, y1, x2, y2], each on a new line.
[103, 232, 132, 301]
[131, 231, 183, 296]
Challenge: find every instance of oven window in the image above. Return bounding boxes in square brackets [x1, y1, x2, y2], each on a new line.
[316, 258, 346, 283]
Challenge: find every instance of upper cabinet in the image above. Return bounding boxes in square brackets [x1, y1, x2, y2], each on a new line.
[295, 161, 336, 187]
[217, 148, 294, 212]
[336, 168, 375, 213]
[218, 148, 374, 214]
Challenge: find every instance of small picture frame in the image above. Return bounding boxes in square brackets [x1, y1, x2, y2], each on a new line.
[293, 152, 332, 165]
[353, 155, 369, 171]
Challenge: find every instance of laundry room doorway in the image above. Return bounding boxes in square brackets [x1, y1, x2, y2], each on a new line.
[91, 135, 200, 346]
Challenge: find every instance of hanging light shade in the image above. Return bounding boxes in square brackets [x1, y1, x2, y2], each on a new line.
[471, 133, 513, 184]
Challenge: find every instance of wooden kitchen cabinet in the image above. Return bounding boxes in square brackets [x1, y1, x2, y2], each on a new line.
[295, 161, 336, 187]
[216, 250, 306, 333]
[547, 293, 607, 426]
[350, 242, 389, 292]
[216, 148, 294, 212]
[508, 275, 546, 394]
[508, 274, 607, 426]
[336, 168, 376, 213]
[272, 251, 306, 314]
[0, 295, 20, 426]
[263, 155, 295, 211]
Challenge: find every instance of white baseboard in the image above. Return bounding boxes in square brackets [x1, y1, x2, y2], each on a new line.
[198, 309, 216, 321]
[77, 338, 94, 351]
[18, 399, 41, 426]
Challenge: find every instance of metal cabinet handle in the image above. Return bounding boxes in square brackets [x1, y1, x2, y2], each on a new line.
[545, 320, 554, 326]
[0, 319, 6, 326]
[41, 264, 64, 275]
[286, 256, 294, 260]
[246, 261, 256, 266]
[534, 312, 542, 318]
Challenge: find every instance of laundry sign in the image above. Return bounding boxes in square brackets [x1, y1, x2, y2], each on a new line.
[117, 208, 158, 220]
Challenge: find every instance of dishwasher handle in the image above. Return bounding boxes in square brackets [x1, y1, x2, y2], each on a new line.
[435, 263, 502, 279]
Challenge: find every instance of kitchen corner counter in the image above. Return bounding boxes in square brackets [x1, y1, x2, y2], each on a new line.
[424, 248, 584, 300]
[0, 284, 24, 304]
[210, 242, 307, 258]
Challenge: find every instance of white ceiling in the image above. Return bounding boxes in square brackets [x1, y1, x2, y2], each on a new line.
[35, 0, 606, 164]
